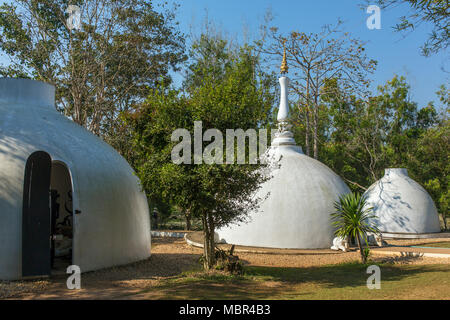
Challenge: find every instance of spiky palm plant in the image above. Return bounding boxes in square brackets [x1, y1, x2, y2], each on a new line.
[331, 192, 380, 263]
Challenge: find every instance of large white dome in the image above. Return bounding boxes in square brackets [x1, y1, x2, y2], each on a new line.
[217, 144, 351, 249]
[364, 168, 440, 234]
[0, 78, 151, 280]
[218, 73, 350, 249]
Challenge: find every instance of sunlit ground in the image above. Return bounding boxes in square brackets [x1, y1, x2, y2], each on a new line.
[1, 237, 449, 300]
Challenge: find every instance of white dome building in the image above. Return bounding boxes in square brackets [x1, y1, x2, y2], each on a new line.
[0, 78, 151, 280]
[217, 52, 350, 249]
[364, 168, 441, 235]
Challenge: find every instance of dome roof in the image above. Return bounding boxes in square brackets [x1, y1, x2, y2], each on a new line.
[217, 72, 350, 249]
[364, 168, 440, 234]
[0, 78, 151, 280]
[217, 144, 350, 249]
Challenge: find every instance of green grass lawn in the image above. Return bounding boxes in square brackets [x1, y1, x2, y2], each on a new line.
[142, 262, 450, 300]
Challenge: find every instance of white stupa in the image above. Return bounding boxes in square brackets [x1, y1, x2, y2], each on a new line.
[217, 48, 350, 249]
[364, 168, 441, 235]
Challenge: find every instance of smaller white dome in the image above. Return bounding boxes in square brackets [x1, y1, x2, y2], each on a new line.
[364, 168, 441, 234]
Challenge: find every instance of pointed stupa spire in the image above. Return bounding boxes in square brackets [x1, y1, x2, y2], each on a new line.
[272, 39, 297, 147]
[217, 40, 352, 250]
[280, 39, 289, 74]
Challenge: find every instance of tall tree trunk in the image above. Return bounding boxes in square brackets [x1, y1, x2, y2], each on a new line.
[356, 234, 366, 264]
[305, 105, 311, 157]
[185, 209, 192, 231]
[202, 213, 216, 270]
[313, 96, 319, 160]
[442, 213, 447, 231]
[305, 76, 311, 156]
[152, 209, 158, 230]
[313, 111, 318, 159]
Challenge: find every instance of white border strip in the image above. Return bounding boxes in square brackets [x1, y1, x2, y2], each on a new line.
[151, 231, 187, 238]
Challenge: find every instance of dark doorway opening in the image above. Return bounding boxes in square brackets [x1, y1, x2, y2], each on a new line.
[22, 151, 52, 278]
[50, 162, 74, 274]
[22, 152, 74, 278]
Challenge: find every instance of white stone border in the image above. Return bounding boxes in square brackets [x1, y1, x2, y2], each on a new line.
[381, 232, 450, 239]
[371, 250, 450, 259]
[151, 231, 187, 238]
[185, 235, 203, 248]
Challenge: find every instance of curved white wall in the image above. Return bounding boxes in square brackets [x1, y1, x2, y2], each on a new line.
[217, 145, 350, 249]
[0, 78, 151, 280]
[364, 168, 440, 234]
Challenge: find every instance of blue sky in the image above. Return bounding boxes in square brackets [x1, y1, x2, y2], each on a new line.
[0, 0, 448, 108]
[166, 0, 448, 108]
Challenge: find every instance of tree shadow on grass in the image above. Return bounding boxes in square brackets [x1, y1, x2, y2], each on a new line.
[140, 261, 450, 300]
[244, 262, 449, 289]
[4, 249, 449, 300]
[132, 274, 289, 300]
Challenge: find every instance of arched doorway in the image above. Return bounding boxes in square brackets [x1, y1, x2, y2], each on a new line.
[22, 152, 74, 278]
[22, 151, 52, 278]
[49, 161, 74, 271]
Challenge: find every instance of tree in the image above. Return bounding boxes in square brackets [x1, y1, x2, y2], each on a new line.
[319, 79, 387, 189]
[318, 75, 439, 192]
[331, 192, 379, 263]
[257, 21, 377, 159]
[0, 0, 186, 156]
[408, 89, 449, 229]
[127, 35, 275, 270]
[374, 0, 449, 56]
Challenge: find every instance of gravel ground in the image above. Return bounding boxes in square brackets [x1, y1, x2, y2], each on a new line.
[1, 236, 448, 299]
[0, 238, 201, 299]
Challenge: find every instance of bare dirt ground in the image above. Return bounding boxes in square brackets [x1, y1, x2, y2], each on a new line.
[1, 237, 449, 300]
[1, 238, 201, 300]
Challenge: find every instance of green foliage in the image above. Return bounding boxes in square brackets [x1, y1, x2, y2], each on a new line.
[363, 247, 371, 261]
[408, 114, 449, 228]
[331, 192, 379, 240]
[314, 75, 448, 228]
[331, 192, 379, 263]
[314, 75, 443, 195]
[0, 0, 186, 156]
[127, 34, 275, 269]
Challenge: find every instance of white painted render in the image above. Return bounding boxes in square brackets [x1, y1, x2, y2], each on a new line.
[277, 77, 290, 122]
[217, 144, 351, 248]
[364, 168, 441, 234]
[0, 78, 151, 280]
[217, 74, 351, 249]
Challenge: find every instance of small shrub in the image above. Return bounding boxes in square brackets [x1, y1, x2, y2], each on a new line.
[363, 247, 371, 261]
[200, 246, 243, 275]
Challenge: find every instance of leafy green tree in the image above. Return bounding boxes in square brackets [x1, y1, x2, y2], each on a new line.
[331, 192, 379, 263]
[127, 35, 275, 270]
[375, 76, 431, 168]
[319, 75, 447, 229]
[408, 106, 449, 229]
[318, 75, 439, 191]
[0, 0, 186, 156]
